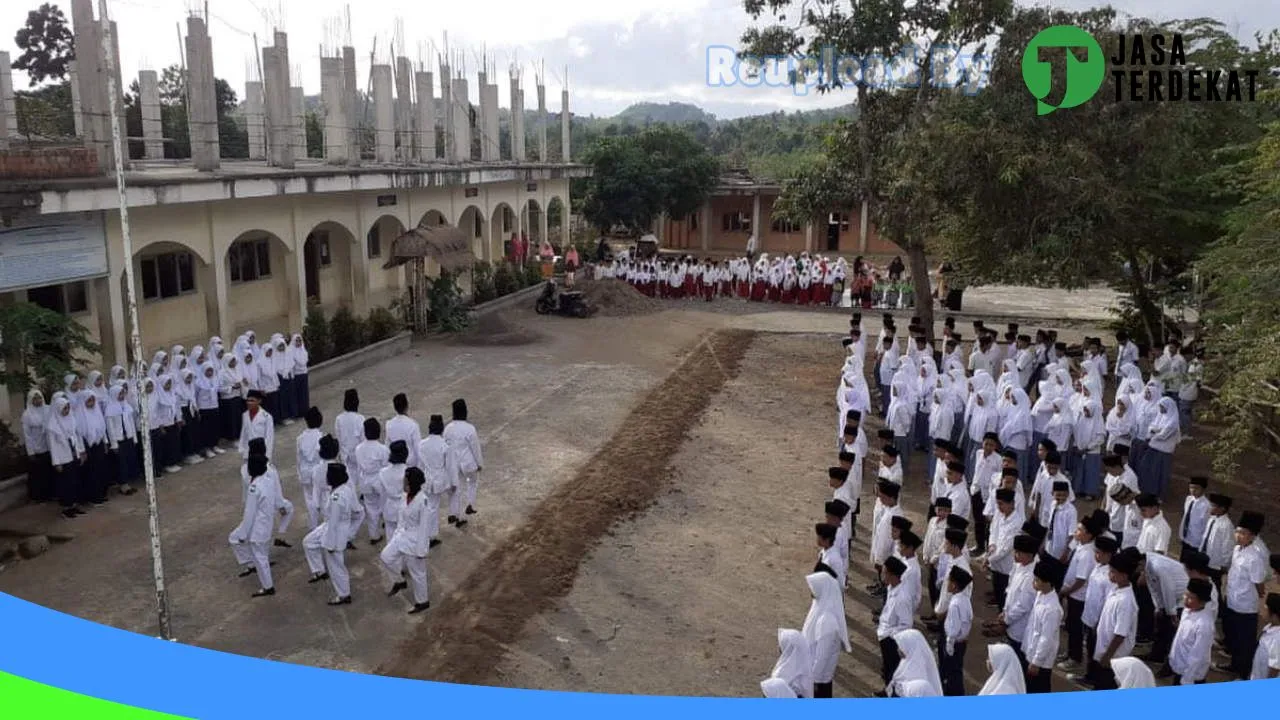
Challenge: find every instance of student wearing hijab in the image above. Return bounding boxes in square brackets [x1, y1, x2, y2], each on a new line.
[257, 344, 283, 425]
[295, 407, 325, 530]
[444, 399, 484, 523]
[229, 455, 281, 598]
[237, 390, 275, 461]
[386, 394, 423, 468]
[289, 334, 310, 416]
[76, 391, 110, 506]
[334, 389, 365, 479]
[304, 463, 358, 605]
[380, 466, 432, 614]
[45, 396, 85, 519]
[21, 390, 53, 503]
[355, 417, 391, 544]
[767, 629, 814, 698]
[273, 336, 296, 423]
[1111, 657, 1156, 689]
[153, 376, 183, 474]
[1000, 388, 1034, 487]
[886, 378, 915, 477]
[887, 629, 943, 697]
[194, 363, 222, 458]
[1105, 396, 1135, 453]
[1072, 376, 1106, 499]
[1139, 396, 1181, 496]
[176, 369, 203, 465]
[803, 571, 850, 698]
[978, 643, 1026, 695]
[104, 383, 139, 495]
[217, 354, 246, 444]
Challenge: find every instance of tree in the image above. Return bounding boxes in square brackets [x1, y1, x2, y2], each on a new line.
[305, 111, 323, 158]
[11, 3, 75, 86]
[13, 81, 74, 139]
[0, 302, 100, 397]
[579, 126, 720, 234]
[741, 0, 1012, 340]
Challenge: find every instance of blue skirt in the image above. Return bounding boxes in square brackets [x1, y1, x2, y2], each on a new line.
[1016, 447, 1036, 489]
[914, 411, 931, 451]
[895, 434, 912, 476]
[950, 412, 965, 449]
[1138, 448, 1173, 496]
[962, 435, 979, 484]
[1074, 451, 1102, 497]
[1129, 439, 1148, 471]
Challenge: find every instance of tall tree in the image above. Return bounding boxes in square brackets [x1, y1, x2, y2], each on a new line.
[742, 0, 1012, 339]
[11, 2, 75, 86]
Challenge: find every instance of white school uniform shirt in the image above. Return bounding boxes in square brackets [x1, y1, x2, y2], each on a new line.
[318, 482, 358, 551]
[902, 556, 922, 614]
[443, 420, 484, 473]
[1145, 553, 1188, 615]
[1024, 591, 1064, 669]
[1115, 342, 1139, 378]
[943, 593, 973, 655]
[819, 545, 848, 588]
[238, 407, 274, 459]
[1045, 499, 1077, 559]
[1168, 606, 1214, 684]
[1065, 541, 1096, 601]
[934, 551, 973, 615]
[1226, 541, 1268, 613]
[417, 435, 457, 494]
[1198, 513, 1235, 570]
[871, 503, 903, 566]
[929, 458, 949, 503]
[1180, 494, 1210, 549]
[1094, 585, 1138, 661]
[295, 428, 323, 487]
[1104, 469, 1140, 532]
[232, 472, 287, 544]
[387, 491, 431, 559]
[878, 461, 903, 487]
[987, 509, 1025, 574]
[333, 411, 366, 463]
[386, 414, 423, 467]
[1005, 562, 1038, 642]
[940, 479, 972, 521]
[876, 583, 915, 640]
[922, 517, 946, 565]
[1120, 504, 1142, 549]
[379, 463, 408, 523]
[971, 449, 1002, 504]
[1136, 512, 1172, 555]
[354, 439, 390, 496]
[1251, 624, 1280, 680]
[1082, 562, 1115, 629]
[833, 482, 856, 540]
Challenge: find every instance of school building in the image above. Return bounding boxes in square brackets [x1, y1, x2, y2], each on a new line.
[657, 170, 903, 257]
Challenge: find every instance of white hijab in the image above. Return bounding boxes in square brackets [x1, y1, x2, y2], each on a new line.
[21, 389, 49, 437]
[45, 396, 79, 444]
[759, 678, 797, 698]
[1073, 375, 1105, 446]
[1105, 396, 1134, 438]
[1112, 657, 1156, 688]
[999, 388, 1033, 444]
[1150, 397, 1182, 444]
[76, 393, 107, 445]
[889, 629, 943, 697]
[977, 643, 1026, 695]
[769, 628, 814, 699]
[802, 572, 851, 653]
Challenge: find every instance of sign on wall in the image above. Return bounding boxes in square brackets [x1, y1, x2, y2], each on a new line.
[0, 212, 109, 294]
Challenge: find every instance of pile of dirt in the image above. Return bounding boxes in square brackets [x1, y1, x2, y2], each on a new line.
[377, 329, 756, 685]
[450, 311, 544, 347]
[577, 279, 660, 317]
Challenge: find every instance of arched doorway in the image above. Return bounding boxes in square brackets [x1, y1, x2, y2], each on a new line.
[224, 230, 294, 337]
[547, 196, 567, 250]
[490, 203, 515, 262]
[456, 205, 487, 297]
[367, 215, 407, 309]
[124, 240, 214, 361]
[302, 221, 355, 313]
[522, 199, 544, 246]
[419, 209, 447, 228]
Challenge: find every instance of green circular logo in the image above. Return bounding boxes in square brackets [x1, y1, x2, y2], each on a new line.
[1022, 25, 1105, 115]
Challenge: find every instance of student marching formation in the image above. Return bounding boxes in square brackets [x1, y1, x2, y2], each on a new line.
[598, 253, 854, 306]
[18, 328, 485, 612]
[20, 332, 312, 519]
[763, 312, 1279, 698]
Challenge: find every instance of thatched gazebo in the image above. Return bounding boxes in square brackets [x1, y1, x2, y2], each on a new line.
[383, 224, 475, 332]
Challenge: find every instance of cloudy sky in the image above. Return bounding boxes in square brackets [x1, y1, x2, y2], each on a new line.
[2, 0, 1276, 119]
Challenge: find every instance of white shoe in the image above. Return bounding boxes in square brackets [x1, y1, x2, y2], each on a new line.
[203, 449, 216, 459]
[282, 419, 294, 426]
[184, 455, 203, 465]
[164, 465, 182, 474]
[212, 447, 227, 455]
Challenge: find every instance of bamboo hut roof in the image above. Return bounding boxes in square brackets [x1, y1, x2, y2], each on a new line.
[383, 224, 475, 271]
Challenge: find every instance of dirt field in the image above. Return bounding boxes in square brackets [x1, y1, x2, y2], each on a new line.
[1, 286, 1273, 696]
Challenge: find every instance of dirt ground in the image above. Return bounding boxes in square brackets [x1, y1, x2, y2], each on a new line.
[1, 288, 1273, 696]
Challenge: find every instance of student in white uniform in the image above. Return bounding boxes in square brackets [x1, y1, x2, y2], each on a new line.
[1024, 556, 1065, 693]
[229, 455, 282, 597]
[417, 414, 454, 547]
[354, 417, 390, 544]
[444, 398, 484, 523]
[1060, 515, 1102, 673]
[334, 389, 365, 479]
[939, 566, 974, 696]
[1167, 577, 1216, 684]
[876, 557, 914, 689]
[887, 628, 943, 697]
[304, 463, 359, 605]
[237, 390, 274, 461]
[1199, 493, 1236, 602]
[379, 441, 409, 538]
[1068, 534, 1118, 688]
[295, 407, 325, 530]
[380, 466, 432, 614]
[1045, 481, 1077, 562]
[897, 529, 923, 615]
[869, 482, 904, 594]
[1135, 492, 1172, 555]
[978, 643, 1026, 695]
[386, 393, 423, 467]
[1222, 511, 1269, 678]
[803, 571, 851, 698]
[1251, 593, 1280, 680]
[767, 629, 814, 698]
[985, 489, 1024, 609]
[1000, 534, 1040, 660]
[1143, 550, 1189, 665]
[1092, 548, 1140, 690]
[1180, 476, 1211, 550]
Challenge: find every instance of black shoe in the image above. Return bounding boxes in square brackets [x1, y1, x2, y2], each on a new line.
[346, 542, 356, 551]
[327, 596, 352, 606]
[447, 515, 458, 525]
[252, 587, 275, 598]
[408, 602, 430, 615]
[71, 507, 86, 516]
[387, 581, 407, 598]
[370, 537, 383, 546]
[237, 567, 256, 578]
[465, 506, 476, 515]
[61, 508, 78, 519]
[308, 572, 330, 584]
[273, 539, 292, 548]
[429, 538, 442, 548]
[454, 518, 468, 528]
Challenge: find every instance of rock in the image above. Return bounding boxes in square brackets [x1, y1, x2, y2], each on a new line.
[0, 542, 18, 562]
[18, 535, 50, 559]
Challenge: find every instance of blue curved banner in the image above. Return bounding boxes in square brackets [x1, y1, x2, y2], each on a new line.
[0, 591, 1276, 717]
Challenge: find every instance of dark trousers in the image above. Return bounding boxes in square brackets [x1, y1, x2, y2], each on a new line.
[1026, 666, 1052, 693]
[53, 460, 80, 508]
[1066, 598, 1086, 663]
[83, 442, 108, 502]
[294, 373, 310, 415]
[879, 636, 900, 685]
[939, 641, 967, 696]
[148, 429, 166, 474]
[1092, 664, 1117, 690]
[972, 493, 989, 549]
[279, 376, 297, 419]
[1207, 568, 1226, 621]
[1082, 627, 1098, 683]
[813, 682, 833, 698]
[992, 571, 1010, 610]
[1150, 611, 1175, 663]
[179, 408, 197, 458]
[1135, 582, 1155, 642]
[26, 451, 53, 502]
[1223, 608, 1259, 678]
[264, 391, 280, 425]
[114, 437, 139, 484]
[198, 408, 221, 451]
[927, 567, 940, 612]
[219, 397, 244, 441]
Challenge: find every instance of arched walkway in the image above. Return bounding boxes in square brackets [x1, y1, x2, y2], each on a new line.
[419, 209, 447, 229]
[224, 230, 294, 339]
[302, 221, 355, 313]
[547, 196, 567, 249]
[522, 199, 544, 246]
[367, 215, 407, 310]
[124, 239, 214, 361]
[490, 203, 516, 263]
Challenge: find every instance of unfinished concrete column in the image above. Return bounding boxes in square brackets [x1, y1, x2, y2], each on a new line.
[414, 70, 435, 162]
[439, 62, 453, 162]
[70, 0, 111, 170]
[450, 76, 470, 163]
[138, 70, 163, 159]
[244, 81, 266, 160]
[262, 43, 294, 168]
[372, 64, 394, 163]
[510, 78, 524, 162]
[290, 87, 306, 159]
[185, 16, 220, 170]
[0, 52, 15, 149]
[69, 60, 83, 136]
[560, 88, 571, 162]
[536, 82, 547, 162]
[342, 46, 360, 165]
[320, 56, 347, 165]
[395, 56, 413, 163]
[478, 73, 498, 161]
[476, 70, 489, 161]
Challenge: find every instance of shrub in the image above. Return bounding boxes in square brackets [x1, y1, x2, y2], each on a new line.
[472, 261, 497, 304]
[427, 270, 471, 333]
[0, 420, 29, 480]
[365, 306, 401, 343]
[330, 306, 366, 357]
[0, 302, 100, 396]
[523, 261, 543, 287]
[493, 263, 521, 297]
[302, 305, 332, 363]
